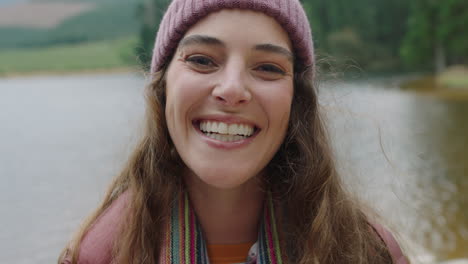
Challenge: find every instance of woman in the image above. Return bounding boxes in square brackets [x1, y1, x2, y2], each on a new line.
[59, 0, 408, 263]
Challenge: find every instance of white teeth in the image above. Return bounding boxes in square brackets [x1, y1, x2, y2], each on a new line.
[218, 122, 228, 134]
[238, 124, 244, 135]
[204, 133, 246, 142]
[228, 124, 238, 135]
[199, 121, 254, 137]
[244, 126, 250, 135]
[240, 124, 247, 136]
[211, 122, 218, 132]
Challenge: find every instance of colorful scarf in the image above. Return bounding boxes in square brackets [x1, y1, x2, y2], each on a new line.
[159, 192, 284, 264]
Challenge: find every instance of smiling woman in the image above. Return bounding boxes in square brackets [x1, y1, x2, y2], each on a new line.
[165, 10, 293, 190]
[59, 1, 408, 264]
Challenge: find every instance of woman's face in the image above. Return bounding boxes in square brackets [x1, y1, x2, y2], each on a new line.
[165, 9, 294, 189]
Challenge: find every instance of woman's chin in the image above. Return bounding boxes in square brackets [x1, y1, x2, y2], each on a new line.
[186, 168, 260, 190]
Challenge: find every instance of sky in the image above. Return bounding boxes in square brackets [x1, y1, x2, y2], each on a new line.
[0, 0, 28, 7]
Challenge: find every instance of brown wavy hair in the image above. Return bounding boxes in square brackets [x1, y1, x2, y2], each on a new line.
[58, 64, 395, 263]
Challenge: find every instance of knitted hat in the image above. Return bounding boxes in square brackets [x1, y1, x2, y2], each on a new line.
[150, 0, 314, 74]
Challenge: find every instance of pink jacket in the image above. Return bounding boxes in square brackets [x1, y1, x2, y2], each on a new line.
[61, 192, 408, 264]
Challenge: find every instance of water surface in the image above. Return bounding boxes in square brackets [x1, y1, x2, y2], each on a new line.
[0, 74, 466, 263]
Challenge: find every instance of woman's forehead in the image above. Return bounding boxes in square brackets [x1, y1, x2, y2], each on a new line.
[182, 9, 293, 51]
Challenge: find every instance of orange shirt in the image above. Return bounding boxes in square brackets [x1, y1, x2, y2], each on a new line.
[207, 242, 255, 264]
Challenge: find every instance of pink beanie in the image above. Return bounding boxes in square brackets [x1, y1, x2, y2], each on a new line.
[150, 0, 314, 74]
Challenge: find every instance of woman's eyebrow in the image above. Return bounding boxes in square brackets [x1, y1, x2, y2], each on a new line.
[254, 43, 294, 62]
[178, 34, 225, 48]
[178, 35, 293, 62]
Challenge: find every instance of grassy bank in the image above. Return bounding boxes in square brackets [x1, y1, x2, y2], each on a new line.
[401, 76, 468, 101]
[0, 36, 141, 76]
[401, 66, 468, 101]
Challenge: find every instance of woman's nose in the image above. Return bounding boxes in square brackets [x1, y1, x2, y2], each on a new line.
[211, 63, 252, 107]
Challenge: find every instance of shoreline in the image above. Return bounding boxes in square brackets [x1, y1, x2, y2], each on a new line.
[0, 66, 144, 79]
[3, 69, 468, 102]
[401, 75, 468, 101]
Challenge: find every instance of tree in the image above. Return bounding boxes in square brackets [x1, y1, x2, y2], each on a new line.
[135, 0, 171, 70]
[401, 0, 468, 72]
[136, 0, 412, 72]
[302, 0, 409, 70]
[438, 0, 468, 64]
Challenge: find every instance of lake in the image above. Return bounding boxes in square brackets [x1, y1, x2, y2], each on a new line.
[0, 73, 466, 263]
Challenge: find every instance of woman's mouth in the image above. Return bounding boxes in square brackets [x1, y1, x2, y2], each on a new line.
[196, 120, 258, 142]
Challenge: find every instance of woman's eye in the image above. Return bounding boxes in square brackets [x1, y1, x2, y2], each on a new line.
[256, 64, 286, 75]
[185, 55, 216, 67]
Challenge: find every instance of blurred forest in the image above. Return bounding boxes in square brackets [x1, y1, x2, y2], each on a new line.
[136, 0, 468, 73]
[0, 0, 467, 75]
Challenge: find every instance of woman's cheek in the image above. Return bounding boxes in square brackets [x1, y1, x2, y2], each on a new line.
[165, 74, 213, 134]
[258, 81, 293, 109]
[272, 82, 293, 130]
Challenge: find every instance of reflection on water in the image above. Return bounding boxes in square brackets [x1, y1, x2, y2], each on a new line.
[322, 80, 468, 262]
[0, 73, 146, 264]
[412, 100, 468, 259]
[0, 74, 466, 263]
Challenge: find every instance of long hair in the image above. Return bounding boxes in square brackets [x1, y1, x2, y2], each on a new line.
[58, 65, 394, 263]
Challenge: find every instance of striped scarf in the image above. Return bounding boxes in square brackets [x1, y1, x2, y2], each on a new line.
[159, 192, 284, 264]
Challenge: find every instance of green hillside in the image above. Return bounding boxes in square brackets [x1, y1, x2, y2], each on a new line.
[0, 36, 140, 75]
[0, 0, 140, 49]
